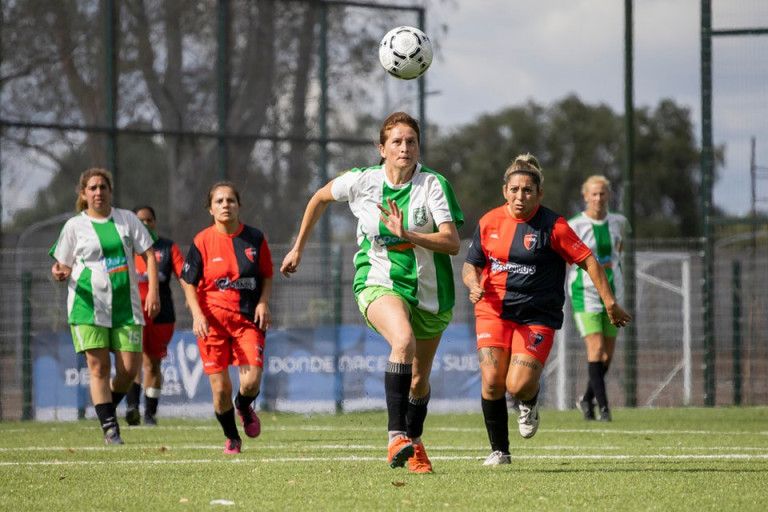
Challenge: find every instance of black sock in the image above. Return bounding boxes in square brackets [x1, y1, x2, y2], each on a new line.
[406, 389, 430, 441]
[215, 407, 241, 441]
[111, 391, 126, 406]
[145, 396, 159, 416]
[126, 382, 141, 409]
[521, 390, 539, 408]
[235, 391, 259, 414]
[385, 361, 412, 433]
[582, 371, 595, 403]
[481, 397, 509, 454]
[95, 402, 118, 434]
[589, 361, 608, 409]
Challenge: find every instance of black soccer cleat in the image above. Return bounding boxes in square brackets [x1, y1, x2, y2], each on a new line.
[577, 399, 596, 421]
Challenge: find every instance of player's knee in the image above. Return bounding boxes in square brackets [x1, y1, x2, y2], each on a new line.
[482, 381, 506, 400]
[389, 338, 416, 362]
[507, 379, 536, 399]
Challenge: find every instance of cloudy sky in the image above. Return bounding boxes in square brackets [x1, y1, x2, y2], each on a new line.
[425, 0, 768, 216]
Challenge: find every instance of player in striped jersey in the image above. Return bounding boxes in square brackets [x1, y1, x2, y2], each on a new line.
[124, 206, 185, 426]
[281, 112, 464, 473]
[50, 168, 159, 445]
[567, 175, 630, 422]
[462, 155, 631, 466]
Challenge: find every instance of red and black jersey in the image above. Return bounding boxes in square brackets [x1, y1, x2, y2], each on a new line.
[465, 204, 592, 328]
[181, 224, 273, 319]
[134, 237, 184, 324]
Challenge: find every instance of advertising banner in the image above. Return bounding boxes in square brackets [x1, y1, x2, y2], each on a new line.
[33, 323, 481, 420]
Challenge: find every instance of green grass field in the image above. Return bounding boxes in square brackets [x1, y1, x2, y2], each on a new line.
[1, 407, 767, 511]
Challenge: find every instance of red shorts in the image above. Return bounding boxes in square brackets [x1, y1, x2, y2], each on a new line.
[475, 315, 555, 364]
[142, 317, 175, 360]
[197, 305, 265, 375]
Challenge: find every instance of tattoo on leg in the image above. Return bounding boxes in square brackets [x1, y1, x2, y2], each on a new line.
[510, 357, 542, 370]
[478, 348, 500, 368]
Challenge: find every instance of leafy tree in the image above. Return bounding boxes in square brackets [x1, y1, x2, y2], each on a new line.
[429, 95, 713, 238]
[2, 0, 424, 242]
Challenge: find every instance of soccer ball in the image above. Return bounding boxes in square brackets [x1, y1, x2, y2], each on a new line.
[378, 26, 433, 80]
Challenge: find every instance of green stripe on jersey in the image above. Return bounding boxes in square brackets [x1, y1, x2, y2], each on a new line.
[353, 236, 373, 295]
[91, 219, 134, 326]
[380, 183, 418, 303]
[70, 267, 95, 324]
[593, 222, 612, 261]
[570, 268, 585, 312]
[593, 222, 615, 292]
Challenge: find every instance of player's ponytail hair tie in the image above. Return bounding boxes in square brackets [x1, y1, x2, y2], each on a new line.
[504, 153, 543, 188]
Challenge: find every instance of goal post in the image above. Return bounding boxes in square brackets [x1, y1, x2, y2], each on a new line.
[549, 251, 693, 410]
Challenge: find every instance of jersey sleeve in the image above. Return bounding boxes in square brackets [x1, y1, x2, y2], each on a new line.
[330, 169, 361, 202]
[619, 213, 632, 236]
[170, 242, 185, 278]
[49, 219, 77, 267]
[429, 175, 464, 229]
[551, 217, 592, 264]
[464, 224, 487, 267]
[181, 241, 204, 286]
[258, 238, 274, 279]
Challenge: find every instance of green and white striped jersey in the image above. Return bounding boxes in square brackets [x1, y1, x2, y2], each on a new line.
[331, 164, 464, 314]
[567, 211, 629, 313]
[50, 208, 154, 327]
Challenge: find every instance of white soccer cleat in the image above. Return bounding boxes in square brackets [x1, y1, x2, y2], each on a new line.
[518, 402, 540, 439]
[482, 450, 511, 466]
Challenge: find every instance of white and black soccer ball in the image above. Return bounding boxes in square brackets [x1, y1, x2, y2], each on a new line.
[378, 26, 433, 80]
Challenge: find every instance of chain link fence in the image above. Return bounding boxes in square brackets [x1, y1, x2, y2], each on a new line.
[2, 235, 766, 420]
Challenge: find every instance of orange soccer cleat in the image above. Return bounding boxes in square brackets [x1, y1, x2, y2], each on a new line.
[387, 435, 414, 468]
[407, 442, 433, 474]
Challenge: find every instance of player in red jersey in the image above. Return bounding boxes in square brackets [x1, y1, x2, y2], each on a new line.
[180, 182, 273, 454]
[124, 206, 185, 426]
[462, 154, 631, 465]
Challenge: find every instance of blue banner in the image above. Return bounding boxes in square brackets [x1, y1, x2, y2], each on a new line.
[33, 323, 481, 420]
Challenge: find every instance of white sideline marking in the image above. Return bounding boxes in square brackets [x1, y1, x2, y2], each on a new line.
[4, 424, 768, 436]
[2, 453, 768, 467]
[4, 444, 768, 453]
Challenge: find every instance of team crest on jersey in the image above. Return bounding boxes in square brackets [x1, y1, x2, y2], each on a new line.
[244, 247, 257, 262]
[412, 206, 428, 227]
[523, 233, 537, 251]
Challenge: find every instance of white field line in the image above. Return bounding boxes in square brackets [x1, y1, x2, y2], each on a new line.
[3, 444, 768, 453]
[2, 453, 768, 467]
[3, 425, 768, 436]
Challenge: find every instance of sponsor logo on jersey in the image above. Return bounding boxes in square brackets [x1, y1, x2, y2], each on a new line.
[102, 256, 128, 274]
[215, 277, 257, 290]
[489, 233, 499, 239]
[212, 257, 224, 262]
[477, 332, 492, 340]
[371, 234, 415, 252]
[244, 247, 257, 262]
[489, 257, 535, 275]
[523, 233, 537, 250]
[412, 206, 428, 227]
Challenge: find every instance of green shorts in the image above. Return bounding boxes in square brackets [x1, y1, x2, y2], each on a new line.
[356, 286, 452, 340]
[70, 324, 143, 353]
[573, 312, 618, 338]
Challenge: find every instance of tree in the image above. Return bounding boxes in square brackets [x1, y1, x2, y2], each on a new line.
[429, 95, 711, 238]
[2, 0, 419, 243]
